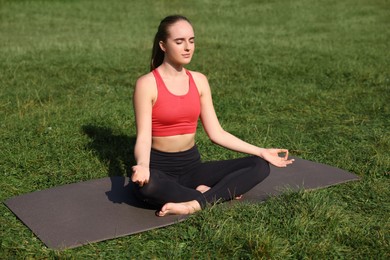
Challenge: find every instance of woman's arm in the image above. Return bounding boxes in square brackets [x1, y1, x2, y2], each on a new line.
[132, 74, 156, 186]
[193, 72, 293, 167]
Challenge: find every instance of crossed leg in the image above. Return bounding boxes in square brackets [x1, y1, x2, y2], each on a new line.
[157, 157, 269, 216]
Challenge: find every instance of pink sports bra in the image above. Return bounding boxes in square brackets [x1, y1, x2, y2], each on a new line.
[151, 69, 201, 137]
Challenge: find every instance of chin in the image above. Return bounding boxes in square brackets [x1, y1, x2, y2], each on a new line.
[181, 58, 192, 65]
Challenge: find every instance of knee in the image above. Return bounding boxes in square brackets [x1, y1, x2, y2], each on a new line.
[135, 181, 156, 199]
[134, 181, 163, 207]
[251, 156, 270, 183]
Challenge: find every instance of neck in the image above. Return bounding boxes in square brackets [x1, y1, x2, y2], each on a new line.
[158, 61, 186, 77]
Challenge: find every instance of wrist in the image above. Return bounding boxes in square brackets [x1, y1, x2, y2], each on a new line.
[257, 148, 266, 158]
[137, 162, 149, 168]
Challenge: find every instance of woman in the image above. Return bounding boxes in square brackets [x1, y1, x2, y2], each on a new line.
[132, 15, 294, 217]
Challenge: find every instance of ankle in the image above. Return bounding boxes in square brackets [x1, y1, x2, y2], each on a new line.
[187, 200, 201, 213]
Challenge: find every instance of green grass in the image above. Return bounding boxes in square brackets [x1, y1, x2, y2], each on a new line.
[1, 0, 389, 258]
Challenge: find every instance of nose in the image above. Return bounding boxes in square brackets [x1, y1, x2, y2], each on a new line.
[184, 41, 191, 51]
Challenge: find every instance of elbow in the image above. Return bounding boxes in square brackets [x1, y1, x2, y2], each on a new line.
[135, 134, 152, 150]
[209, 134, 219, 144]
[207, 129, 226, 145]
[135, 137, 151, 148]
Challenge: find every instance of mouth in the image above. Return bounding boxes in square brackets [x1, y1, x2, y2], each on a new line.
[182, 54, 191, 58]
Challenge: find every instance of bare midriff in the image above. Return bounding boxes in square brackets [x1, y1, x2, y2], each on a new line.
[152, 133, 196, 152]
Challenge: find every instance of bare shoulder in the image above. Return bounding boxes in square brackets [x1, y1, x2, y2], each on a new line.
[136, 72, 156, 88]
[188, 70, 208, 83]
[134, 72, 157, 101]
[187, 70, 210, 95]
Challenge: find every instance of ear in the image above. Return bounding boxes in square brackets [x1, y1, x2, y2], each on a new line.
[159, 41, 166, 52]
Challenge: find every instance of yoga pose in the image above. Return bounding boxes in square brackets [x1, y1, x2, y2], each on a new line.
[132, 15, 294, 216]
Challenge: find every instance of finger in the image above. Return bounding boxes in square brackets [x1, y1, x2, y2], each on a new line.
[275, 158, 294, 167]
[277, 149, 289, 159]
[284, 150, 289, 160]
[283, 159, 295, 166]
[131, 173, 140, 183]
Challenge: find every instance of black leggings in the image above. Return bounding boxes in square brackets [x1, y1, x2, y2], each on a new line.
[134, 145, 270, 209]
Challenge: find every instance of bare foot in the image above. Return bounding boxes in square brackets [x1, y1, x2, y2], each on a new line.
[196, 185, 210, 193]
[196, 185, 241, 199]
[235, 195, 243, 200]
[157, 200, 201, 217]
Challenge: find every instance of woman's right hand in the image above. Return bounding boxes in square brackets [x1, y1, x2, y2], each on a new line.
[131, 165, 150, 187]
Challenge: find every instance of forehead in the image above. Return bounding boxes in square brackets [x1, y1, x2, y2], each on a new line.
[167, 20, 194, 38]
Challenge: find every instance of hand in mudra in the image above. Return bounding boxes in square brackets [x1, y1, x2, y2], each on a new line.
[131, 165, 150, 187]
[260, 148, 294, 167]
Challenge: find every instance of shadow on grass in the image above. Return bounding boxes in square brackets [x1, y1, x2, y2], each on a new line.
[82, 125, 155, 208]
[82, 125, 136, 177]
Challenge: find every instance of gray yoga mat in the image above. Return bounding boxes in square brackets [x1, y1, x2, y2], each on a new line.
[4, 157, 359, 250]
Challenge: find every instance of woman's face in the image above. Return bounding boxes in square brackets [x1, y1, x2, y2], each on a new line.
[160, 20, 195, 66]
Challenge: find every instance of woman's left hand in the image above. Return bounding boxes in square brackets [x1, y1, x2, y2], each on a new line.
[259, 148, 295, 167]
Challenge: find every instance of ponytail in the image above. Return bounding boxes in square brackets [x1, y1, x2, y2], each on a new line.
[150, 33, 165, 71]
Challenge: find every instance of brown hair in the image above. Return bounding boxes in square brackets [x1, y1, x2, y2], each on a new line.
[150, 15, 191, 71]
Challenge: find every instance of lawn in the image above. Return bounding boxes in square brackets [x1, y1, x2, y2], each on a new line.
[1, 0, 389, 258]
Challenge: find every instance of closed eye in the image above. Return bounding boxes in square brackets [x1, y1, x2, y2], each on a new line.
[173, 37, 195, 45]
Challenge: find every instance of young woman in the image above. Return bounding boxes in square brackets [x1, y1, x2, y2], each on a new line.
[132, 15, 294, 217]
